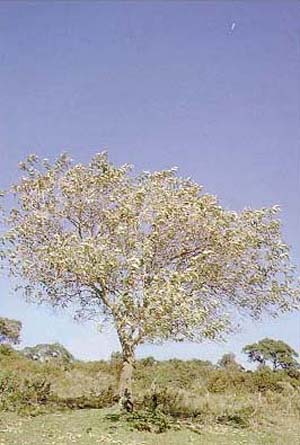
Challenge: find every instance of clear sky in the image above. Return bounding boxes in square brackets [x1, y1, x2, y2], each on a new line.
[0, 1, 299, 366]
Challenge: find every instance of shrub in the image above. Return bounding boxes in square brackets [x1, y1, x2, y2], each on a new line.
[139, 386, 202, 419]
[206, 367, 300, 394]
[207, 370, 248, 393]
[249, 368, 287, 393]
[0, 344, 15, 356]
[54, 385, 117, 410]
[126, 409, 173, 433]
[216, 405, 255, 428]
[139, 356, 157, 367]
[0, 371, 52, 413]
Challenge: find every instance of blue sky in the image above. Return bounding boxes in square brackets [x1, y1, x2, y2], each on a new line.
[0, 1, 299, 366]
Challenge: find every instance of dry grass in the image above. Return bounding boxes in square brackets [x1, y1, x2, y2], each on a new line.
[0, 407, 299, 445]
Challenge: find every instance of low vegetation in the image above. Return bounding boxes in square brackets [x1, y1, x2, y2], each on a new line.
[0, 339, 300, 443]
[2, 407, 299, 445]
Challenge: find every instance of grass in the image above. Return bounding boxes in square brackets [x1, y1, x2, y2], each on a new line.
[0, 408, 299, 445]
[1, 350, 300, 443]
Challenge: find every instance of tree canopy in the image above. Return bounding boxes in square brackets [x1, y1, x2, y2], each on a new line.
[0, 316, 22, 345]
[22, 342, 75, 363]
[243, 338, 299, 371]
[217, 353, 244, 371]
[1, 152, 299, 405]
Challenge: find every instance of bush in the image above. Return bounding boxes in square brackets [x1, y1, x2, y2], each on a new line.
[206, 367, 300, 394]
[134, 359, 212, 391]
[126, 409, 173, 433]
[248, 368, 296, 393]
[139, 356, 157, 367]
[0, 344, 16, 356]
[207, 370, 248, 393]
[139, 386, 202, 419]
[0, 371, 52, 413]
[54, 385, 117, 410]
[216, 405, 255, 428]
[135, 386, 263, 430]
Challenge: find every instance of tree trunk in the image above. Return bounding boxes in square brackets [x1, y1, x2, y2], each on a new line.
[119, 343, 135, 412]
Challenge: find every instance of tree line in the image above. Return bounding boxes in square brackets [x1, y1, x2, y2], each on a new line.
[1, 315, 299, 373]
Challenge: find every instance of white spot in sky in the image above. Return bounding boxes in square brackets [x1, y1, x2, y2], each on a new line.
[230, 22, 236, 33]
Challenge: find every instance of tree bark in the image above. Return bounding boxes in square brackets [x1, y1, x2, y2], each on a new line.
[118, 343, 135, 412]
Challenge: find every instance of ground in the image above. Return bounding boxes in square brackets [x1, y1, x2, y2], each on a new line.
[0, 408, 299, 445]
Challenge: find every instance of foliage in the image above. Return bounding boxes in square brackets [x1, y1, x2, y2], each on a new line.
[0, 344, 17, 356]
[138, 356, 157, 367]
[5, 407, 298, 445]
[54, 386, 117, 410]
[217, 353, 244, 371]
[215, 405, 255, 428]
[133, 358, 213, 391]
[125, 408, 173, 433]
[0, 342, 299, 437]
[0, 345, 117, 402]
[250, 367, 300, 392]
[0, 339, 299, 402]
[1, 152, 299, 393]
[207, 369, 248, 393]
[207, 366, 300, 394]
[139, 385, 202, 418]
[21, 342, 75, 364]
[0, 371, 52, 414]
[243, 338, 299, 371]
[0, 317, 22, 345]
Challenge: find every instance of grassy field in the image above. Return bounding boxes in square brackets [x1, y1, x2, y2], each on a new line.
[0, 408, 299, 445]
[1, 349, 300, 444]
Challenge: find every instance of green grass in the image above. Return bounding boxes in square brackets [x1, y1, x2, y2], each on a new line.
[0, 408, 299, 445]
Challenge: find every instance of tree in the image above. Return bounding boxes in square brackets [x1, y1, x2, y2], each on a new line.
[0, 316, 22, 345]
[217, 353, 244, 371]
[22, 342, 75, 364]
[1, 153, 299, 409]
[243, 338, 299, 371]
